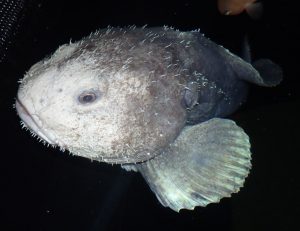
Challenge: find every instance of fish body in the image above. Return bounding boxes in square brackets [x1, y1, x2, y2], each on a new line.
[16, 26, 281, 211]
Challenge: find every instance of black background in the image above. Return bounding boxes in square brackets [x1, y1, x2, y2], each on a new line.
[0, 0, 299, 230]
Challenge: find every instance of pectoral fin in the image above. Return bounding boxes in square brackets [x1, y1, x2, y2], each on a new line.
[136, 118, 251, 212]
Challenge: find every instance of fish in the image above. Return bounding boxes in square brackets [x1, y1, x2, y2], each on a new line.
[218, 0, 263, 19]
[15, 26, 282, 212]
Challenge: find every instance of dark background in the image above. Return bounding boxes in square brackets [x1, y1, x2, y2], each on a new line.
[0, 0, 299, 230]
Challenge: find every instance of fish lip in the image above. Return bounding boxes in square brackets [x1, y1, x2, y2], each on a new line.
[15, 98, 55, 145]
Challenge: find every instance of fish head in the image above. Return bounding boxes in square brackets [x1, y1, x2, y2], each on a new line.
[16, 38, 187, 164]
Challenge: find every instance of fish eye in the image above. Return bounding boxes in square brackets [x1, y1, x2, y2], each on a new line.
[78, 90, 99, 104]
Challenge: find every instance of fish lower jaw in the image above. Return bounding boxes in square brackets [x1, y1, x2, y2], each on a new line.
[15, 99, 56, 145]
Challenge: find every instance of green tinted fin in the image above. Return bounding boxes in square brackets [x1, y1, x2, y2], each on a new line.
[136, 118, 251, 212]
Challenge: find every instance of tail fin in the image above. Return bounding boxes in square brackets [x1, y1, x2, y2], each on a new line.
[136, 118, 251, 212]
[239, 36, 282, 86]
[217, 37, 283, 87]
[252, 59, 283, 86]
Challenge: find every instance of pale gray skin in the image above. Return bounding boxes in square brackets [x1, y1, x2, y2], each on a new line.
[16, 26, 282, 211]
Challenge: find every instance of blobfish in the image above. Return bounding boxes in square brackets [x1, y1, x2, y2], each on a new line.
[15, 26, 282, 212]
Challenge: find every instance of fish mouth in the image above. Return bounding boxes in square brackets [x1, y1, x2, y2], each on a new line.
[15, 98, 55, 145]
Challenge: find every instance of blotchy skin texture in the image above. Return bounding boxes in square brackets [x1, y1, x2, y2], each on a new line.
[16, 26, 259, 164]
[16, 26, 283, 211]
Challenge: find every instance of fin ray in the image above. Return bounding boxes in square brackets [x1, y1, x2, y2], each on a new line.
[136, 118, 251, 211]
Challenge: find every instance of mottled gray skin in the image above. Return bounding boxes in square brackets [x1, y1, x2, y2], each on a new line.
[62, 27, 249, 125]
[104, 27, 251, 125]
[173, 31, 249, 124]
[17, 26, 272, 164]
[85, 27, 252, 126]
[16, 26, 282, 211]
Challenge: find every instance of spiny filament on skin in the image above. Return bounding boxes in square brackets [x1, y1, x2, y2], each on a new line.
[20, 121, 28, 129]
[20, 120, 57, 148]
[36, 136, 44, 143]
